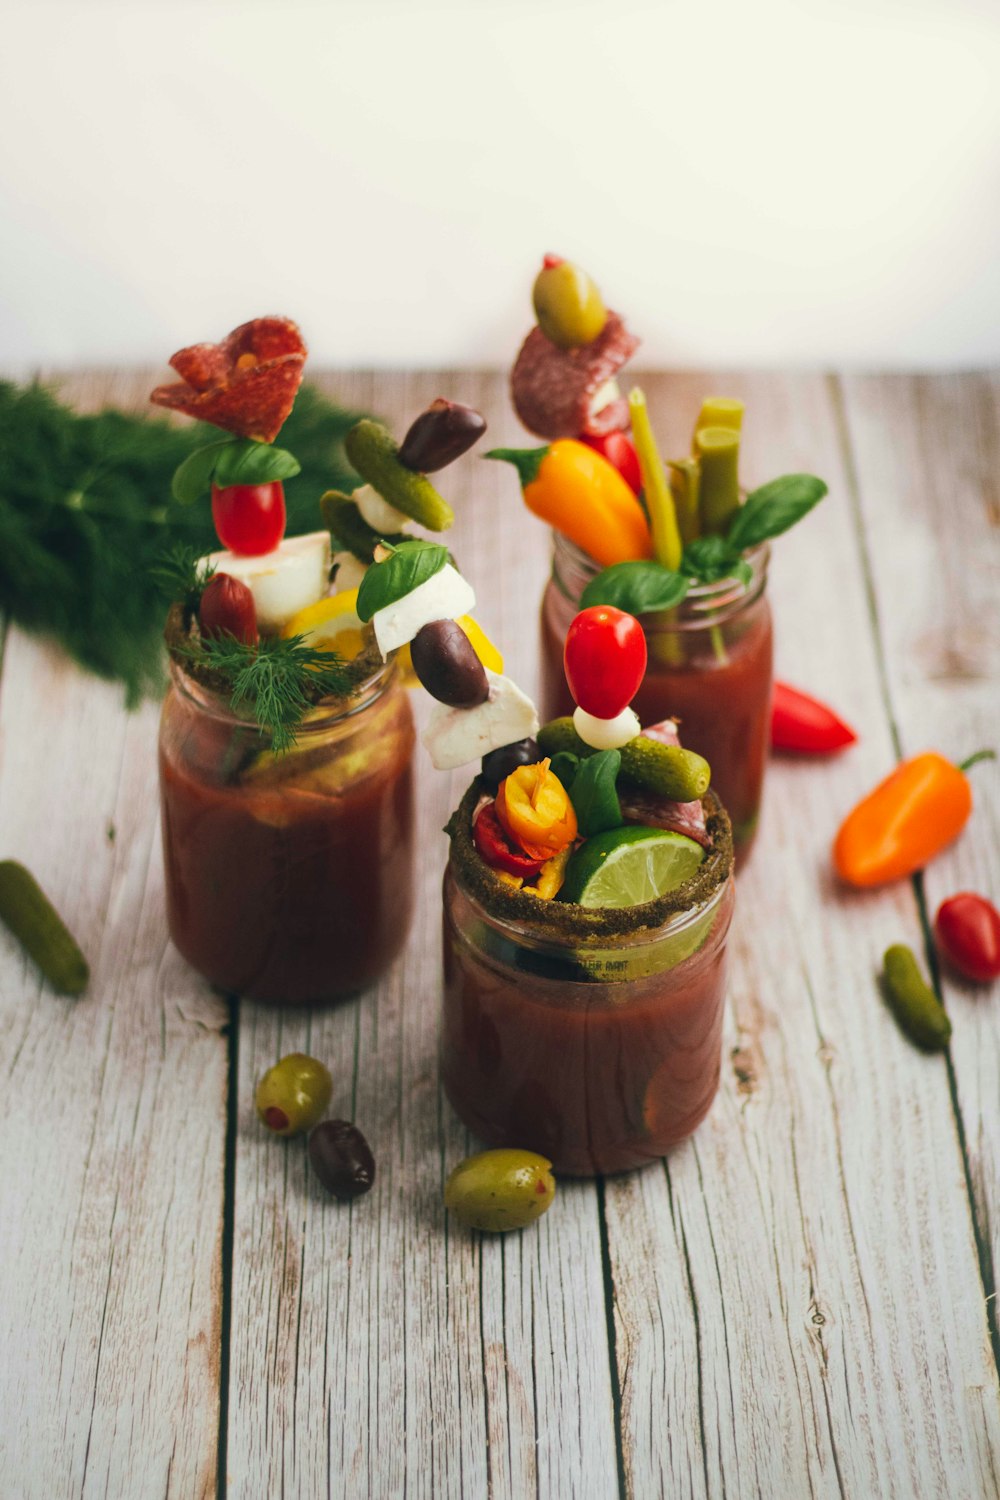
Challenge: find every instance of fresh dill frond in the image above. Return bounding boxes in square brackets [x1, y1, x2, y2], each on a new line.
[182, 633, 356, 752]
[151, 544, 216, 615]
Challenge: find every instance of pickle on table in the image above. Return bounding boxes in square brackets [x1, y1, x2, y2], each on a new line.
[881, 944, 952, 1051]
[537, 717, 710, 801]
[0, 860, 89, 995]
[345, 420, 454, 531]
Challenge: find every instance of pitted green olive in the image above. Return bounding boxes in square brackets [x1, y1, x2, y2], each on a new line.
[444, 1148, 556, 1232]
[255, 1053, 332, 1136]
[532, 257, 607, 349]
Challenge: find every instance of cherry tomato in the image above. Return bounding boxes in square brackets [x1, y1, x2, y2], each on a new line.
[199, 573, 258, 645]
[564, 605, 647, 720]
[211, 481, 286, 556]
[581, 431, 642, 495]
[473, 802, 547, 878]
[934, 893, 1000, 982]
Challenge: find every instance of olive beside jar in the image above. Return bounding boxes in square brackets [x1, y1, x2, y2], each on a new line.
[159, 639, 415, 1005]
[540, 533, 773, 857]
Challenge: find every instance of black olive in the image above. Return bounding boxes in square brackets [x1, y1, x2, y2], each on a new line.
[411, 620, 489, 707]
[480, 738, 541, 791]
[398, 399, 487, 472]
[308, 1120, 376, 1201]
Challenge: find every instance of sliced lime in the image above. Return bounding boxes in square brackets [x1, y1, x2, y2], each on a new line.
[559, 826, 705, 909]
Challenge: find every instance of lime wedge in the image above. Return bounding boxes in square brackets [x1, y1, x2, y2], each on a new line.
[559, 826, 705, 909]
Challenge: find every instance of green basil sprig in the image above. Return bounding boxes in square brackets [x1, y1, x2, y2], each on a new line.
[568, 749, 623, 837]
[171, 437, 301, 505]
[681, 536, 752, 586]
[356, 539, 449, 622]
[549, 751, 580, 792]
[727, 473, 827, 550]
[580, 560, 690, 614]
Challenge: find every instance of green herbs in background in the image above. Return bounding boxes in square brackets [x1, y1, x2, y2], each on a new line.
[0, 380, 365, 704]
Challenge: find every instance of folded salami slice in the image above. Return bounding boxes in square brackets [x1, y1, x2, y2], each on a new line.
[510, 311, 639, 441]
[151, 316, 307, 443]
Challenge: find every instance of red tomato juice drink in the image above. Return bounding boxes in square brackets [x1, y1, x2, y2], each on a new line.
[540, 534, 772, 855]
[159, 650, 415, 1004]
[441, 783, 735, 1176]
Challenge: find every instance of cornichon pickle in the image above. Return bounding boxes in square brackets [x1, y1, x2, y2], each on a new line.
[345, 420, 454, 531]
[0, 860, 88, 995]
[532, 257, 607, 349]
[444, 1149, 556, 1232]
[537, 718, 710, 802]
[882, 944, 952, 1051]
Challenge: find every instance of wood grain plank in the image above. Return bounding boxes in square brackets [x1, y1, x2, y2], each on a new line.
[224, 371, 620, 1499]
[0, 630, 228, 1500]
[601, 371, 1000, 1499]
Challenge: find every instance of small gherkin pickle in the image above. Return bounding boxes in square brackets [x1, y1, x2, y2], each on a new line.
[320, 490, 408, 561]
[445, 1149, 556, 1232]
[255, 1053, 333, 1136]
[882, 944, 952, 1052]
[345, 420, 454, 531]
[532, 256, 607, 349]
[0, 860, 88, 995]
[537, 718, 710, 802]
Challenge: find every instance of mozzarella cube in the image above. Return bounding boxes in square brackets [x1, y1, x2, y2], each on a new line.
[422, 671, 540, 770]
[204, 531, 330, 630]
[372, 563, 475, 657]
[355, 484, 411, 535]
[573, 704, 641, 750]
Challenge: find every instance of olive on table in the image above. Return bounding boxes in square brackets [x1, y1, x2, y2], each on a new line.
[410, 619, 489, 707]
[480, 738, 541, 792]
[308, 1119, 376, 1200]
[444, 1149, 556, 1232]
[398, 399, 487, 473]
[255, 1053, 332, 1136]
[531, 255, 607, 349]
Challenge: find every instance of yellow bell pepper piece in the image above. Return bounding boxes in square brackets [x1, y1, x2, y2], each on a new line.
[487, 442, 652, 567]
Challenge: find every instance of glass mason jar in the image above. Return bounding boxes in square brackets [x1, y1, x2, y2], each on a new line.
[159, 653, 415, 1005]
[441, 784, 735, 1176]
[540, 532, 773, 856]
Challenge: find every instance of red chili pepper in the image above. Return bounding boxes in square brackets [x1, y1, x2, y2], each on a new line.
[934, 893, 1000, 982]
[472, 802, 547, 878]
[581, 430, 642, 496]
[771, 680, 857, 754]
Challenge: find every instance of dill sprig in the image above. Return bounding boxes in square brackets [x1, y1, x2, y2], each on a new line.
[151, 544, 215, 616]
[180, 633, 356, 753]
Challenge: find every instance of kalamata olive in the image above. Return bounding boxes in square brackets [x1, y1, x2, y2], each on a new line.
[255, 1054, 332, 1137]
[410, 619, 489, 707]
[444, 1149, 556, 1232]
[308, 1119, 376, 1200]
[199, 572, 258, 645]
[531, 255, 607, 349]
[480, 738, 541, 791]
[397, 398, 487, 473]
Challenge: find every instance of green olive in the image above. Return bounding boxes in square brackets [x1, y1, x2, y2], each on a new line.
[255, 1053, 332, 1137]
[444, 1148, 556, 1232]
[532, 257, 607, 349]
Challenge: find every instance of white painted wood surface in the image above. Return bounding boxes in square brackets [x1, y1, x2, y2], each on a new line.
[0, 369, 997, 1499]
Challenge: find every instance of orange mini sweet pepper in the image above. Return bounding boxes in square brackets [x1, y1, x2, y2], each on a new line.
[486, 441, 653, 567]
[833, 750, 992, 888]
[495, 759, 578, 861]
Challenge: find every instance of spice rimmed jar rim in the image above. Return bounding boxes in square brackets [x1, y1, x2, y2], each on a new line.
[551, 532, 770, 623]
[446, 780, 733, 946]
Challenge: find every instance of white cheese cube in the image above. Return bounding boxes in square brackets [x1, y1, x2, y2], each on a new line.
[355, 484, 411, 535]
[422, 671, 540, 770]
[204, 531, 331, 630]
[573, 704, 641, 750]
[332, 551, 369, 591]
[588, 377, 621, 419]
[372, 563, 475, 657]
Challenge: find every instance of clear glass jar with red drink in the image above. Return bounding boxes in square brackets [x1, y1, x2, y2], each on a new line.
[441, 784, 735, 1176]
[540, 532, 772, 855]
[159, 651, 415, 1005]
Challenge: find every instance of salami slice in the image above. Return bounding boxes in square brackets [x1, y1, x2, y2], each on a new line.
[151, 316, 307, 443]
[618, 788, 710, 849]
[510, 311, 639, 441]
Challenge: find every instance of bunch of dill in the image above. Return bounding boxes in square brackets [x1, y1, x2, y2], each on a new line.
[0, 380, 365, 704]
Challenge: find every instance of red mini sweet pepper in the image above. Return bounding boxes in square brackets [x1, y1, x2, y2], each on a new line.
[771, 681, 857, 755]
[581, 430, 642, 496]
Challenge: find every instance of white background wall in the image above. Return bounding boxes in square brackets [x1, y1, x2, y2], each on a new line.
[2, 0, 999, 370]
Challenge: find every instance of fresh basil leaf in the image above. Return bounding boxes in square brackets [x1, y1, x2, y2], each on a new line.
[212, 439, 302, 489]
[580, 560, 690, 615]
[356, 539, 449, 622]
[569, 749, 622, 837]
[549, 751, 580, 792]
[682, 536, 751, 586]
[727, 473, 828, 551]
[170, 439, 235, 505]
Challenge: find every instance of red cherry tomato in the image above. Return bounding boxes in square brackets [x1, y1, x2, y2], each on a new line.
[198, 572, 258, 645]
[472, 802, 547, 878]
[211, 481, 286, 556]
[564, 605, 647, 719]
[581, 430, 642, 495]
[934, 893, 1000, 982]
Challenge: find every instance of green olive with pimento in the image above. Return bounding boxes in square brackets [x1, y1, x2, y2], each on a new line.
[255, 1053, 333, 1136]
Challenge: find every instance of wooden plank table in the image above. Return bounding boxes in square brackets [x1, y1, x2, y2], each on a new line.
[1, 369, 998, 1499]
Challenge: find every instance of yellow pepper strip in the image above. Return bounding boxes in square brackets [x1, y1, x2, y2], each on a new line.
[486, 442, 652, 567]
[457, 615, 503, 674]
[696, 426, 741, 535]
[495, 759, 578, 860]
[628, 388, 681, 569]
[494, 870, 524, 889]
[526, 844, 572, 901]
[693, 397, 744, 443]
[667, 457, 701, 546]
